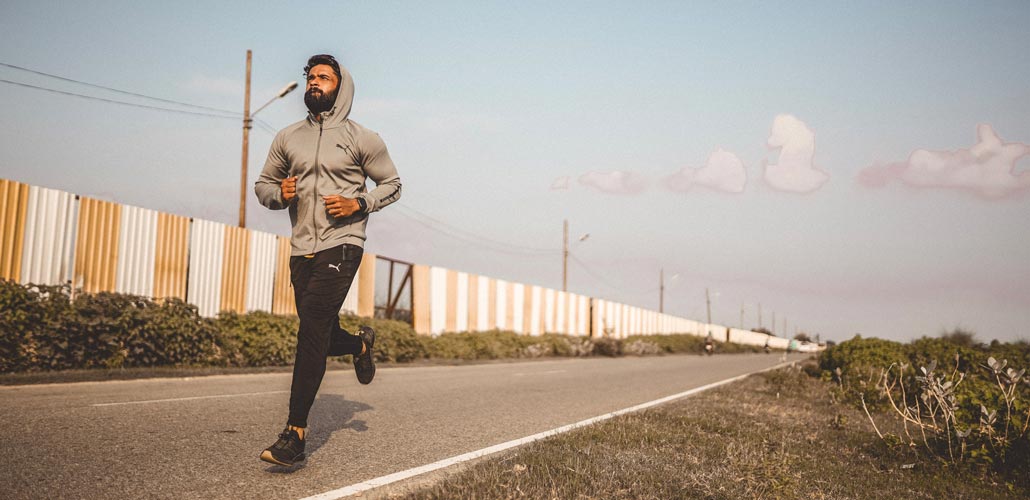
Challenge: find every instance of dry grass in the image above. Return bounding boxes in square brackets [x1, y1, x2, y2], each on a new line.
[395, 362, 1026, 499]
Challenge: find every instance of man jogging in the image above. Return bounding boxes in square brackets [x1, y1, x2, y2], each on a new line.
[254, 54, 401, 467]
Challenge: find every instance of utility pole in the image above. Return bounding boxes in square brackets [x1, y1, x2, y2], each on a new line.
[758, 303, 762, 328]
[705, 287, 712, 335]
[562, 219, 568, 292]
[659, 268, 664, 313]
[771, 311, 776, 335]
[239, 49, 252, 228]
[740, 303, 744, 329]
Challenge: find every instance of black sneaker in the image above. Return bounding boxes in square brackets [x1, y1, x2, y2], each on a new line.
[354, 326, 376, 385]
[259, 427, 306, 466]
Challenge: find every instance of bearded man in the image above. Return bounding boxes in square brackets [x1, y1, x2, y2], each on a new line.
[254, 54, 402, 467]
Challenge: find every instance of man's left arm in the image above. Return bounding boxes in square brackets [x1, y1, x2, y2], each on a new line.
[357, 133, 402, 213]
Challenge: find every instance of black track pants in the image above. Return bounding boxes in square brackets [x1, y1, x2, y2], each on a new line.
[287, 244, 365, 428]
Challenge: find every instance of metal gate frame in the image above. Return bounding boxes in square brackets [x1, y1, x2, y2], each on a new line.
[375, 254, 414, 324]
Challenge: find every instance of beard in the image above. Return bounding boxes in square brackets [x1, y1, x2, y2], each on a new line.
[304, 87, 338, 114]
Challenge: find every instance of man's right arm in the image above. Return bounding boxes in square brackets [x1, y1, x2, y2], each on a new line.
[255, 131, 290, 210]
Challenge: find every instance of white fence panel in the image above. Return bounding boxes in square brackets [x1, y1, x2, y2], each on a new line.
[246, 230, 278, 313]
[476, 276, 489, 331]
[187, 219, 225, 317]
[115, 205, 158, 296]
[495, 279, 508, 331]
[429, 266, 448, 335]
[20, 186, 77, 286]
[455, 272, 468, 332]
[529, 286, 542, 336]
[511, 283, 524, 334]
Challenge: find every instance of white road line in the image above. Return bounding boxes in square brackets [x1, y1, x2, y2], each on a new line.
[300, 360, 797, 500]
[512, 369, 567, 377]
[90, 390, 288, 407]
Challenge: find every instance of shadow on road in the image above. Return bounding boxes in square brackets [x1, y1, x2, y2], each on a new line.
[264, 393, 373, 473]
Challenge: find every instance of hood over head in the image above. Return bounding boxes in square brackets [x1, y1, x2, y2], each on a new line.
[306, 55, 354, 129]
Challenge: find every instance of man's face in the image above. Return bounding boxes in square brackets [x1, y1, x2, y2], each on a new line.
[304, 64, 340, 114]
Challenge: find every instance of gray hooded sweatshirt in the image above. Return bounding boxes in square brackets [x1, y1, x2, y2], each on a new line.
[255, 63, 401, 256]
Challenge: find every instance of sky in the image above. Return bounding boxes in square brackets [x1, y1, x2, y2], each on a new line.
[1, 1, 1028, 343]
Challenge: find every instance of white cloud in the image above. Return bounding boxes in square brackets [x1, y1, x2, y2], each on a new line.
[857, 124, 1030, 199]
[664, 148, 747, 193]
[550, 176, 571, 191]
[763, 114, 829, 193]
[578, 170, 648, 195]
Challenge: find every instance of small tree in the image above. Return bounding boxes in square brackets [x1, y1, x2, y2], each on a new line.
[940, 328, 978, 348]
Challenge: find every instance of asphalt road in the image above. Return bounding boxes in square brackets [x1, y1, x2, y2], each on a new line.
[0, 352, 809, 499]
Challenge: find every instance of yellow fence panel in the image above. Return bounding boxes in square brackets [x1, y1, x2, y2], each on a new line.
[153, 212, 189, 300]
[74, 197, 121, 293]
[412, 264, 431, 334]
[271, 236, 296, 316]
[0, 180, 29, 282]
[220, 225, 250, 314]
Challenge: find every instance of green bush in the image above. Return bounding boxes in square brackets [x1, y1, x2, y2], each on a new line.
[625, 333, 702, 354]
[621, 333, 765, 355]
[1, 280, 794, 373]
[340, 315, 427, 363]
[525, 334, 595, 357]
[213, 311, 298, 367]
[0, 284, 223, 371]
[138, 298, 220, 367]
[623, 339, 662, 356]
[0, 281, 58, 372]
[714, 340, 764, 354]
[820, 334, 1030, 480]
[592, 336, 622, 357]
[818, 335, 908, 378]
[427, 330, 535, 360]
[906, 336, 984, 375]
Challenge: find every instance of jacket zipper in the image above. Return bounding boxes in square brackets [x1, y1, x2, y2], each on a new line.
[311, 120, 324, 254]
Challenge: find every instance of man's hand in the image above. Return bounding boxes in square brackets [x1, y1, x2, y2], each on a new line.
[322, 195, 361, 218]
[281, 176, 298, 203]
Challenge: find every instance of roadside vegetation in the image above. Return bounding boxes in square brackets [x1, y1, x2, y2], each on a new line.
[819, 332, 1029, 486]
[399, 355, 1028, 500]
[0, 281, 761, 380]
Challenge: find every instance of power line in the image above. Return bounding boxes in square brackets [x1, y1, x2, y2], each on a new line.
[568, 254, 652, 296]
[393, 209, 558, 257]
[0, 62, 238, 116]
[393, 203, 653, 298]
[0, 78, 241, 119]
[392, 203, 559, 256]
[253, 119, 278, 134]
[1, 62, 286, 135]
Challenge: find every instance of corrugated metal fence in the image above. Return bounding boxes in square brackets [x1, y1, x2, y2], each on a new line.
[1, 178, 801, 349]
[1, 179, 368, 318]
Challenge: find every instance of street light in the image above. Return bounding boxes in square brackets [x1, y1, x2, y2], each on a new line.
[659, 270, 678, 313]
[239, 49, 299, 228]
[705, 288, 720, 336]
[252, 81, 299, 116]
[562, 219, 590, 292]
